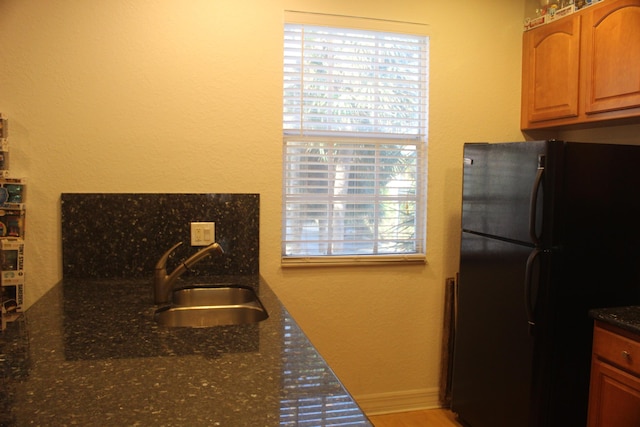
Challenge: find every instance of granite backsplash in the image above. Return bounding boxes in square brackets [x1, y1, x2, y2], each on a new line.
[60, 193, 259, 279]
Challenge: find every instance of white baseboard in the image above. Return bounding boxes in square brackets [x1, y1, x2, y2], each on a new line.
[355, 387, 442, 416]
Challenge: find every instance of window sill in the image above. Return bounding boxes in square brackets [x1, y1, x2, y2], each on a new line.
[281, 254, 427, 268]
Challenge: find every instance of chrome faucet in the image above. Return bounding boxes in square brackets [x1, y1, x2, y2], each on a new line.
[153, 241, 224, 305]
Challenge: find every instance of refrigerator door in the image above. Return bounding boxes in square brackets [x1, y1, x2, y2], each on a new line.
[531, 142, 640, 426]
[558, 142, 640, 306]
[452, 232, 535, 427]
[462, 141, 556, 245]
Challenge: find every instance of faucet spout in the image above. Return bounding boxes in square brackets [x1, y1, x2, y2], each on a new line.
[153, 241, 224, 305]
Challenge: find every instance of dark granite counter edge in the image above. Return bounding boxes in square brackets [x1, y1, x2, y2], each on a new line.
[589, 306, 640, 335]
[1, 276, 373, 426]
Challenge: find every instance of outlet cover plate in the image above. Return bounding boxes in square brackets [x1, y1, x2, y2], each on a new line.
[190, 222, 215, 246]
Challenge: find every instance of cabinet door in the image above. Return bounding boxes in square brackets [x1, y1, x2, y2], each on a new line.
[588, 358, 640, 427]
[522, 14, 581, 125]
[583, 0, 640, 114]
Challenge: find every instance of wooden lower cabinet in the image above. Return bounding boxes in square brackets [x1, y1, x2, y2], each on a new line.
[588, 322, 640, 427]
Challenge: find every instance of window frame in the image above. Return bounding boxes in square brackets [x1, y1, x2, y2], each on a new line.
[282, 12, 430, 267]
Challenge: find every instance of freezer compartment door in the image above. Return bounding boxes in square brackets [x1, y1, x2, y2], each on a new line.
[452, 233, 534, 427]
[462, 141, 554, 244]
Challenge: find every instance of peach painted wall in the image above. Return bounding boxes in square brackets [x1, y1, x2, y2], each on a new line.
[0, 0, 525, 412]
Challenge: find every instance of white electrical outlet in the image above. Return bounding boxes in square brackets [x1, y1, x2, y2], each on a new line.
[190, 222, 215, 246]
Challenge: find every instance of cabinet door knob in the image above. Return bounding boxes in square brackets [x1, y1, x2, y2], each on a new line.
[622, 350, 632, 360]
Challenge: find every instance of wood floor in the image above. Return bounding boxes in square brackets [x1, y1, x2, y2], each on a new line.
[368, 408, 463, 427]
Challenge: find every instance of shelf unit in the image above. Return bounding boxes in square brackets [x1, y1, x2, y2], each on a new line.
[0, 114, 25, 331]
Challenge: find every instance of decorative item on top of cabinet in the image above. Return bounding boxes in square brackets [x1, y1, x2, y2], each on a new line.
[587, 321, 640, 427]
[521, 0, 640, 130]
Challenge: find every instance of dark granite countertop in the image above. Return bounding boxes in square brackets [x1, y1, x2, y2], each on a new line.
[590, 306, 640, 335]
[0, 277, 372, 426]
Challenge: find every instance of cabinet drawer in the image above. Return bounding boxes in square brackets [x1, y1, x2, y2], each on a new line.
[593, 325, 640, 376]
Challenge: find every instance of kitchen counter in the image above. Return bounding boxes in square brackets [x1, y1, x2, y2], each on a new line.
[589, 306, 640, 335]
[0, 277, 372, 426]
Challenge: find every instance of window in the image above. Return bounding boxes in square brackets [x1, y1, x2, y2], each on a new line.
[283, 19, 429, 265]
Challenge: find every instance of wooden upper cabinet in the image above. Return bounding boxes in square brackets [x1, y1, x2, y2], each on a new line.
[522, 15, 581, 126]
[521, 0, 640, 130]
[583, 0, 640, 114]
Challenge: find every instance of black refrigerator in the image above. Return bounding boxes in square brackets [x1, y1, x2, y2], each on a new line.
[451, 140, 640, 427]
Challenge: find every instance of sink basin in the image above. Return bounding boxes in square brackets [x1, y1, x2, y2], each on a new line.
[154, 304, 268, 327]
[171, 285, 259, 307]
[154, 285, 269, 328]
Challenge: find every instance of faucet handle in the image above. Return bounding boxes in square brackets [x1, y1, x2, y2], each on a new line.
[155, 242, 183, 270]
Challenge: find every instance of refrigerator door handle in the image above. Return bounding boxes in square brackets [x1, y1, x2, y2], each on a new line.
[529, 155, 545, 246]
[524, 248, 541, 335]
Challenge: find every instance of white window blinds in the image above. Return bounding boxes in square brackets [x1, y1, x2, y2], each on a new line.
[283, 23, 429, 263]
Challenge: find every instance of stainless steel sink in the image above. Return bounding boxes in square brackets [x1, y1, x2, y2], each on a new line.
[154, 285, 268, 328]
[171, 285, 259, 307]
[154, 303, 268, 327]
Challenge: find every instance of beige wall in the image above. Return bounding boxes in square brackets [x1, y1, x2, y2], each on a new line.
[0, 0, 526, 412]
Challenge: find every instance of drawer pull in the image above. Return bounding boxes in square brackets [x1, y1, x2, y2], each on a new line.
[622, 350, 632, 360]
